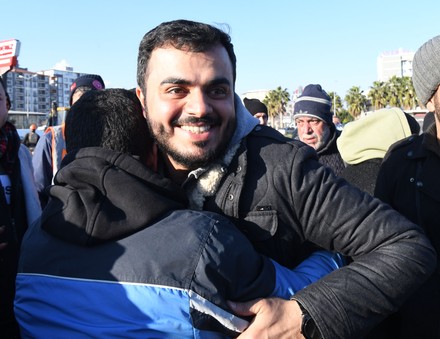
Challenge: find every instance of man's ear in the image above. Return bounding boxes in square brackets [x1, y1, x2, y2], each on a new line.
[426, 99, 435, 112]
[136, 87, 147, 118]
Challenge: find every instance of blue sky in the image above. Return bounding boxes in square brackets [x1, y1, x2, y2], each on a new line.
[2, 0, 439, 98]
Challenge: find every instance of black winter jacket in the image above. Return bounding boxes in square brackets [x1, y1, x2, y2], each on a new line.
[340, 158, 382, 196]
[375, 124, 440, 338]
[182, 124, 436, 339]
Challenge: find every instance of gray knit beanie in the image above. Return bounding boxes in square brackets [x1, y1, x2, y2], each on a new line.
[412, 35, 440, 106]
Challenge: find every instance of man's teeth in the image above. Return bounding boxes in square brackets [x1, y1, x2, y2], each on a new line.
[181, 125, 211, 133]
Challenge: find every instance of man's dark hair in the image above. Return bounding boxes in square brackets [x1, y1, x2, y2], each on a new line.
[136, 19, 236, 93]
[65, 88, 151, 163]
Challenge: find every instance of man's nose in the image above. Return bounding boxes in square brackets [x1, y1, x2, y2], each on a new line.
[185, 90, 212, 116]
[304, 122, 314, 132]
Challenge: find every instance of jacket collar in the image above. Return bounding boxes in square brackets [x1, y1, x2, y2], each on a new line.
[422, 124, 440, 158]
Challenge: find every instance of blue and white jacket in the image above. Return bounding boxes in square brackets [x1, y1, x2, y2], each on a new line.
[15, 147, 343, 338]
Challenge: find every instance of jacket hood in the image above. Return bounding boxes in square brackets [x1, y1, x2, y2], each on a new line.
[229, 94, 259, 147]
[41, 147, 188, 246]
[337, 108, 413, 165]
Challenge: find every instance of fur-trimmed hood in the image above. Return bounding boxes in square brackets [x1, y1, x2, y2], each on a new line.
[185, 94, 258, 209]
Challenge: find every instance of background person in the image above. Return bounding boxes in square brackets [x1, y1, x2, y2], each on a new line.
[0, 77, 41, 339]
[293, 84, 345, 176]
[374, 34, 440, 339]
[22, 123, 40, 154]
[243, 97, 268, 125]
[32, 74, 105, 207]
[337, 108, 419, 195]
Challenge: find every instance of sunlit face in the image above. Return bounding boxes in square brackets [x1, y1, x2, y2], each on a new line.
[136, 44, 236, 171]
[0, 82, 8, 128]
[295, 117, 330, 150]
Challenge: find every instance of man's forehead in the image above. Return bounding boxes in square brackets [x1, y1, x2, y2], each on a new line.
[146, 45, 233, 81]
[149, 44, 229, 63]
[296, 117, 321, 121]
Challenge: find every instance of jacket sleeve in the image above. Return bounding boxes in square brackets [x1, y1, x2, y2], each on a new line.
[272, 250, 345, 298]
[32, 132, 53, 204]
[190, 215, 346, 335]
[18, 145, 42, 225]
[288, 145, 436, 339]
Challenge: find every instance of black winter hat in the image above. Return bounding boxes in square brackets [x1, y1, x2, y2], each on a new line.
[293, 84, 332, 125]
[69, 74, 105, 106]
[243, 98, 268, 115]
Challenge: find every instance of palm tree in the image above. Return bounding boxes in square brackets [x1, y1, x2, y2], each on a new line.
[328, 91, 343, 116]
[345, 86, 367, 119]
[368, 81, 387, 110]
[337, 108, 354, 124]
[386, 76, 401, 108]
[400, 76, 417, 109]
[263, 86, 290, 128]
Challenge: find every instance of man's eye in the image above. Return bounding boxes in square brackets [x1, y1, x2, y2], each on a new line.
[209, 87, 228, 97]
[168, 87, 186, 94]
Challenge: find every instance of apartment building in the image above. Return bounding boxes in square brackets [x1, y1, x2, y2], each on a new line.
[377, 48, 414, 82]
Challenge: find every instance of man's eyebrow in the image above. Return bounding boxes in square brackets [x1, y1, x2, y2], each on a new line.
[159, 77, 231, 87]
[160, 77, 190, 86]
[205, 77, 231, 87]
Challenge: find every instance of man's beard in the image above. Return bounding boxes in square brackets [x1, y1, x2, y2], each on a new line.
[314, 127, 331, 152]
[147, 117, 234, 170]
[433, 94, 440, 124]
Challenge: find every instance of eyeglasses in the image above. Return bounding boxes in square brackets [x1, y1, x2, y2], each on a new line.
[295, 118, 322, 127]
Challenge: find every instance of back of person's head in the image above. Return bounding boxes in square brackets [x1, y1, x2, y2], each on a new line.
[412, 34, 440, 107]
[69, 74, 105, 106]
[293, 84, 333, 126]
[337, 108, 415, 165]
[65, 88, 151, 163]
[137, 19, 236, 93]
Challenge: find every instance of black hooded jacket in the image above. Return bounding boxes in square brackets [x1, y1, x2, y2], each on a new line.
[41, 147, 188, 245]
